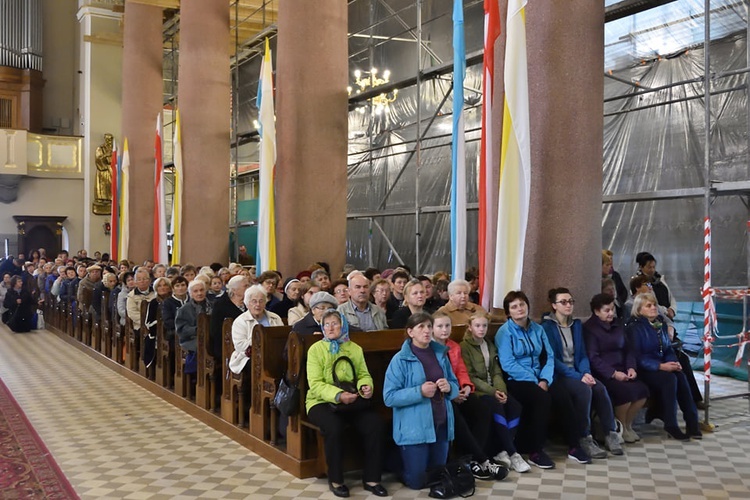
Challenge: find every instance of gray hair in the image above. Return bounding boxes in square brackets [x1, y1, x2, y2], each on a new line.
[187, 279, 206, 295]
[447, 279, 470, 296]
[311, 269, 329, 281]
[631, 292, 658, 318]
[347, 270, 367, 287]
[227, 275, 248, 296]
[244, 284, 267, 307]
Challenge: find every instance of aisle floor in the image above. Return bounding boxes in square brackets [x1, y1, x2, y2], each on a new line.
[1, 324, 749, 499]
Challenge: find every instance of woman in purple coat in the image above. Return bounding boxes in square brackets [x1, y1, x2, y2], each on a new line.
[583, 294, 649, 443]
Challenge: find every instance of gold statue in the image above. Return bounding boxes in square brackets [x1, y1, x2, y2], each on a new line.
[93, 133, 114, 215]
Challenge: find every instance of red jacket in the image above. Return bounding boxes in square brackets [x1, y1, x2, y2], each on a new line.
[446, 339, 474, 391]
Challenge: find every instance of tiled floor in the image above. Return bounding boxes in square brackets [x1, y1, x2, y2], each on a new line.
[1, 324, 750, 499]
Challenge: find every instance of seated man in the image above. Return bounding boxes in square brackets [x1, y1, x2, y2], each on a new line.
[338, 272, 387, 331]
[436, 279, 487, 326]
[77, 264, 102, 315]
[127, 268, 156, 332]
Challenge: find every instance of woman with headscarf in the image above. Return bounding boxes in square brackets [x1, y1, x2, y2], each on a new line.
[305, 309, 387, 498]
[270, 277, 302, 320]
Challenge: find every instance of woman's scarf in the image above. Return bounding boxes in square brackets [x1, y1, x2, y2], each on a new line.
[321, 309, 350, 354]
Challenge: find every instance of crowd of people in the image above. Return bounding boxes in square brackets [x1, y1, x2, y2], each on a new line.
[0, 247, 705, 497]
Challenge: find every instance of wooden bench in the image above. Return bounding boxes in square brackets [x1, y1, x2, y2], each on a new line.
[111, 300, 125, 364]
[195, 312, 215, 410]
[138, 300, 151, 379]
[285, 329, 406, 477]
[155, 306, 173, 389]
[80, 287, 93, 348]
[249, 324, 293, 444]
[221, 318, 243, 425]
[98, 290, 111, 357]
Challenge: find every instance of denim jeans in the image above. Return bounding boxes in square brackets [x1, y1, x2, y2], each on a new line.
[400, 424, 449, 490]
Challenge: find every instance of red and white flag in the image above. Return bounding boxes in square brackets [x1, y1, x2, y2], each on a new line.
[153, 112, 168, 264]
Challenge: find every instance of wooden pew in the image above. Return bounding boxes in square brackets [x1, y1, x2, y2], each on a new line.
[155, 306, 173, 389]
[99, 290, 112, 358]
[285, 329, 406, 477]
[125, 316, 139, 372]
[174, 339, 189, 398]
[249, 324, 293, 444]
[80, 287, 93, 347]
[138, 300, 150, 379]
[111, 299, 125, 364]
[195, 313, 215, 410]
[221, 318, 244, 426]
[65, 300, 74, 336]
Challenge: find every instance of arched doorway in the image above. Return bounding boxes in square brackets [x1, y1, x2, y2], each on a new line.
[13, 216, 67, 259]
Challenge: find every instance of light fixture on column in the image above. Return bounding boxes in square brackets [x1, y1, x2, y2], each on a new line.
[347, 67, 398, 114]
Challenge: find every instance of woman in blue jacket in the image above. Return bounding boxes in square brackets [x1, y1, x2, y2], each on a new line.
[626, 293, 701, 441]
[541, 287, 623, 458]
[496, 290, 589, 469]
[383, 312, 459, 490]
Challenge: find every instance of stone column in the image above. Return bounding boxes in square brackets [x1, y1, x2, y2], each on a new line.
[521, 2, 605, 315]
[120, 1, 162, 262]
[276, 1, 348, 278]
[178, 0, 230, 265]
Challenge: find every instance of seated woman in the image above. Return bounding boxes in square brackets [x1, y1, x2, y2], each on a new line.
[116, 271, 135, 327]
[584, 293, 649, 443]
[541, 288, 623, 457]
[635, 252, 676, 319]
[388, 279, 427, 329]
[384, 312, 459, 490]
[257, 271, 281, 311]
[162, 276, 188, 342]
[287, 282, 320, 326]
[291, 291, 338, 336]
[270, 278, 301, 319]
[436, 279, 487, 326]
[175, 279, 212, 380]
[431, 311, 509, 480]
[230, 285, 284, 416]
[626, 293, 701, 441]
[459, 312, 529, 472]
[331, 279, 350, 305]
[370, 278, 391, 313]
[3, 275, 34, 332]
[143, 277, 172, 377]
[305, 309, 387, 498]
[497, 290, 590, 469]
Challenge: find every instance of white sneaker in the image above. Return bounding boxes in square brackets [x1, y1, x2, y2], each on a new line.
[493, 451, 511, 468]
[622, 427, 640, 443]
[510, 452, 531, 473]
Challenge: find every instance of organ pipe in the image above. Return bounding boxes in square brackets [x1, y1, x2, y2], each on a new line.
[0, 0, 43, 71]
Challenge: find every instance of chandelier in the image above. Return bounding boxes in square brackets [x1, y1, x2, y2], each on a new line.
[347, 67, 398, 114]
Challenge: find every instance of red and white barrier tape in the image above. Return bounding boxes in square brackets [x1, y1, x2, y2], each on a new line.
[703, 218, 715, 381]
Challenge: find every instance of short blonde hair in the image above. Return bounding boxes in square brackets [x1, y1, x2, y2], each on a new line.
[632, 292, 658, 318]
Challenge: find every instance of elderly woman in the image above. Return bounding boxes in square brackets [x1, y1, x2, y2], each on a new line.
[141, 277, 173, 377]
[311, 268, 332, 292]
[288, 282, 320, 326]
[291, 291, 337, 336]
[331, 279, 350, 305]
[176, 279, 212, 378]
[541, 288, 622, 458]
[497, 291, 588, 469]
[230, 285, 284, 414]
[0, 272, 11, 321]
[384, 312, 459, 490]
[270, 278, 302, 319]
[388, 279, 427, 329]
[208, 275, 249, 411]
[370, 278, 391, 312]
[257, 271, 281, 310]
[306, 309, 387, 497]
[584, 293, 649, 443]
[436, 279, 488, 326]
[626, 293, 701, 441]
[3, 275, 34, 332]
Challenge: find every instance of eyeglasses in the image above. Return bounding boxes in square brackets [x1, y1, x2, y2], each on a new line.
[555, 299, 575, 306]
[646, 283, 653, 288]
[323, 322, 341, 329]
[248, 299, 265, 305]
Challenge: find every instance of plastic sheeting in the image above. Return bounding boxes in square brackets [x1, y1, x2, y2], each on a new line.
[603, 33, 750, 301]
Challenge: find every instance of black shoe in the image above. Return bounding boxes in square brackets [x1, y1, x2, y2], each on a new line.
[665, 426, 690, 441]
[686, 423, 703, 440]
[363, 483, 388, 496]
[329, 483, 350, 498]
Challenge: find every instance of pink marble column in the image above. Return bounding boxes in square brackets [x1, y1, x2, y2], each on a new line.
[177, 0, 230, 265]
[121, 0, 162, 263]
[275, 1, 348, 278]
[520, 1, 605, 316]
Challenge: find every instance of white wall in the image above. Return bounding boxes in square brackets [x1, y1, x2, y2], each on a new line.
[0, 177, 85, 253]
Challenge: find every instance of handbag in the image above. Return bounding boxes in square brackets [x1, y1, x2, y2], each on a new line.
[329, 356, 371, 412]
[427, 457, 476, 499]
[273, 375, 300, 415]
